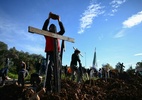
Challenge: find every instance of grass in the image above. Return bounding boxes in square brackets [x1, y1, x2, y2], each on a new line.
[8, 73, 18, 79]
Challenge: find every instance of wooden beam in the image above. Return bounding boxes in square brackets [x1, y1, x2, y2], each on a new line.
[28, 26, 75, 43]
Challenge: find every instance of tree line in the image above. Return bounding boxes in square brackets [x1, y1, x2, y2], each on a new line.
[0, 40, 142, 77]
[0, 41, 44, 76]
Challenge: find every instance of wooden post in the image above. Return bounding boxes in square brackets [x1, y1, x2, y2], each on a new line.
[60, 40, 65, 62]
[28, 26, 74, 93]
[53, 38, 61, 92]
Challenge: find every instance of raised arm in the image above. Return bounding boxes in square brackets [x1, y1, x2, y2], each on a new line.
[42, 14, 50, 31]
[57, 17, 65, 35]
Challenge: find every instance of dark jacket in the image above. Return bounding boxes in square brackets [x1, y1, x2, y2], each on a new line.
[70, 53, 81, 66]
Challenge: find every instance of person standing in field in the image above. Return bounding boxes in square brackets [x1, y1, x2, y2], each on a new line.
[70, 49, 82, 83]
[42, 12, 65, 92]
[0, 67, 8, 86]
[17, 61, 28, 87]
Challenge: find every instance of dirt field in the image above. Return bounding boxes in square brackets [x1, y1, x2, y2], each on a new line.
[0, 73, 142, 100]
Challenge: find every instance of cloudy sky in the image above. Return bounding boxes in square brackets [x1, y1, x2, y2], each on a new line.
[0, 0, 142, 70]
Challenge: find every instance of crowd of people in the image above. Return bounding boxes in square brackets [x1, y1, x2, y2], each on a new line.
[62, 63, 127, 82]
[0, 51, 126, 90]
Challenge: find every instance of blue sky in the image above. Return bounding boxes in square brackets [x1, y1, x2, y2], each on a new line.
[0, 0, 142, 70]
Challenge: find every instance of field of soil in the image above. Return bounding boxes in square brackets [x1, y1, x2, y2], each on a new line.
[0, 73, 142, 100]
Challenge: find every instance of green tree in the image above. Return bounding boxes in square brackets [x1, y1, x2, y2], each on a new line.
[0, 41, 8, 50]
[102, 63, 113, 70]
[126, 65, 135, 75]
[136, 61, 142, 68]
[0, 41, 8, 67]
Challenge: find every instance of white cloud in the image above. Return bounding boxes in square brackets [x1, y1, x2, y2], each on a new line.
[123, 11, 142, 28]
[112, 9, 117, 13]
[134, 53, 142, 56]
[114, 11, 142, 38]
[114, 29, 125, 38]
[78, 0, 127, 34]
[109, 0, 126, 16]
[78, 2, 104, 34]
[110, 0, 126, 8]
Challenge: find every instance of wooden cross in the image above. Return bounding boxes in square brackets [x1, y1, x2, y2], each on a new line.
[28, 26, 74, 43]
[28, 26, 74, 93]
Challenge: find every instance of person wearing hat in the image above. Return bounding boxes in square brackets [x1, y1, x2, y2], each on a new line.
[70, 49, 82, 82]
